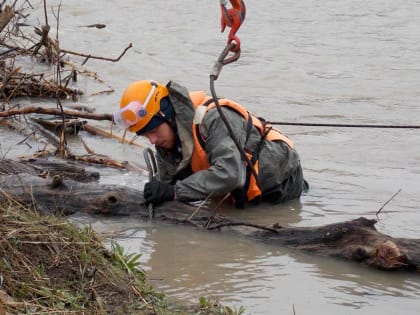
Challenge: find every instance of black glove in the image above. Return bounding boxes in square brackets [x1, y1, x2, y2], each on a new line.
[144, 180, 175, 205]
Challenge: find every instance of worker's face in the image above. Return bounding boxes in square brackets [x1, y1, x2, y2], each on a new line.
[143, 122, 176, 150]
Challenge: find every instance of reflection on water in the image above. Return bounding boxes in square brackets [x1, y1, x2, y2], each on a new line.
[71, 213, 420, 314]
[5, 0, 420, 314]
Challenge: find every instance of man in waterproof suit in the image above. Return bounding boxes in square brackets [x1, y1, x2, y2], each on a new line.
[113, 80, 308, 208]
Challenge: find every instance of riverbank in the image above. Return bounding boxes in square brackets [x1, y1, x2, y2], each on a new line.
[0, 199, 242, 314]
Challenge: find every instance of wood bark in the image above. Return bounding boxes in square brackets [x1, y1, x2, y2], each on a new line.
[0, 106, 113, 120]
[0, 5, 14, 33]
[0, 159, 419, 272]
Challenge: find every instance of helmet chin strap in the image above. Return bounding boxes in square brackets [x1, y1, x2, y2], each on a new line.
[158, 97, 177, 131]
[167, 115, 180, 153]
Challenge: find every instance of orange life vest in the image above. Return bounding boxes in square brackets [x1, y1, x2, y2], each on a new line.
[189, 91, 294, 204]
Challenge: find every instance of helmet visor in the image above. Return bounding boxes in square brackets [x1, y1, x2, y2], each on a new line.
[113, 83, 158, 130]
[113, 101, 143, 129]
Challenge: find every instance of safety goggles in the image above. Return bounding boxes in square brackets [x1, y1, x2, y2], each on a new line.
[113, 83, 157, 129]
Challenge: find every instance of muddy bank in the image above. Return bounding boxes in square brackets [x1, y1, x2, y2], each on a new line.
[0, 200, 240, 314]
[0, 200, 161, 314]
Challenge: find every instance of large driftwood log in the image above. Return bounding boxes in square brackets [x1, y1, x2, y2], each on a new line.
[0, 159, 419, 272]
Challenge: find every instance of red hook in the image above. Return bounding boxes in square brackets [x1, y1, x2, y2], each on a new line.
[220, 0, 246, 52]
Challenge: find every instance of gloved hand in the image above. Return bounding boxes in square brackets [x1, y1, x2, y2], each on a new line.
[144, 180, 175, 205]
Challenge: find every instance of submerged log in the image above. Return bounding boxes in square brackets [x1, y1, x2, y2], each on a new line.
[0, 159, 419, 272]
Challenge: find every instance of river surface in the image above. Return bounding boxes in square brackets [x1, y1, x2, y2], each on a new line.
[2, 0, 420, 314]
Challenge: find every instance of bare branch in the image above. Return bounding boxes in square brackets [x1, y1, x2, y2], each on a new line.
[60, 43, 133, 65]
[0, 106, 113, 121]
[376, 189, 402, 220]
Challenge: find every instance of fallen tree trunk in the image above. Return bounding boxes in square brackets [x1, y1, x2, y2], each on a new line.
[0, 159, 419, 272]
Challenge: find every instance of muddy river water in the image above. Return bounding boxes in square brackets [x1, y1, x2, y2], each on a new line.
[2, 0, 420, 314]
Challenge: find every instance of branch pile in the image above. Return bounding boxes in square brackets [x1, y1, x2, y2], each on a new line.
[0, 2, 82, 101]
[0, 1, 140, 168]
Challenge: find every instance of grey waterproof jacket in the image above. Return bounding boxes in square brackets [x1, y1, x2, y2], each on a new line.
[155, 81, 307, 204]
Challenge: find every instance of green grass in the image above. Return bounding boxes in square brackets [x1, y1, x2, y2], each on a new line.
[0, 199, 244, 315]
